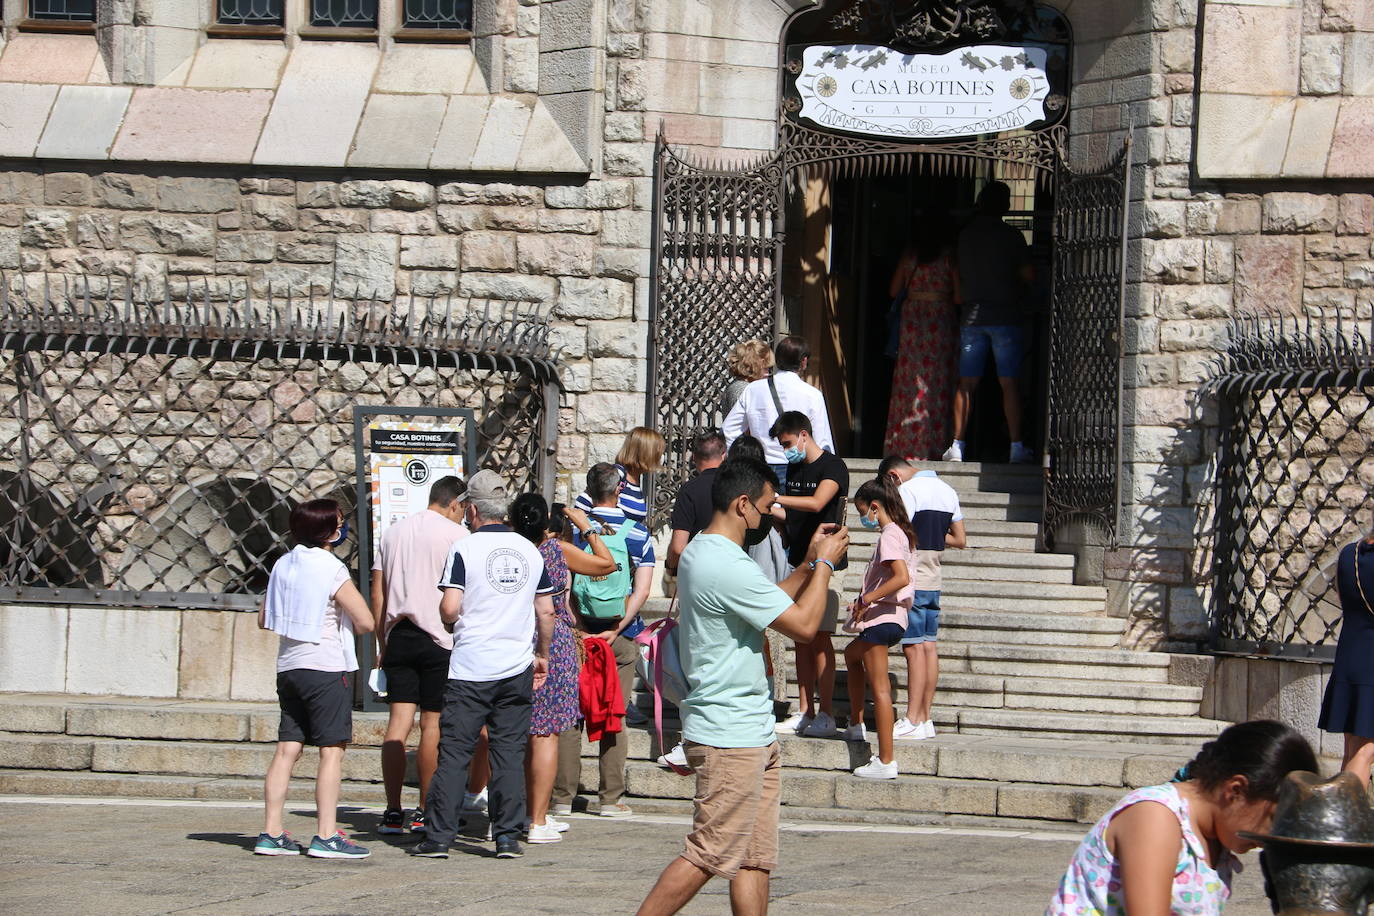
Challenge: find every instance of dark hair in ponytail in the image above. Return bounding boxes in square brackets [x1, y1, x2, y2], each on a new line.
[510, 492, 550, 547]
[854, 477, 917, 550]
[1173, 720, 1318, 800]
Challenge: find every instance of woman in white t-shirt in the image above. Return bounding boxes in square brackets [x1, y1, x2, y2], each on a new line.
[256, 498, 374, 859]
[842, 478, 918, 781]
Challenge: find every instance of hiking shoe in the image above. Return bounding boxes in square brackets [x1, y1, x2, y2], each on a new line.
[495, 836, 523, 858]
[378, 808, 407, 835]
[527, 822, 563, 844]
[409, 838, 450, 858]
[1009, 442, 1035, 465]
[800, 711, 837, 738]
[854, 755, 899, 780]
[599, 803, 634, 818]
[253, 832, 302, 856]
[551, 803, 573, 817]
[841, 722, 867, 742]
[657, 743, 689, 770]
[462, 788, 488, 815]
[892, 718, 922, 740]
[942, 441, 963, 462]
[408, 808, 426, 833]
[775, 712, 813, 735]
[306, 833, 370, 859]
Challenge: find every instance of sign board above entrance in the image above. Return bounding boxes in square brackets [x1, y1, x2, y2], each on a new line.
[794, 43, 1058, 140]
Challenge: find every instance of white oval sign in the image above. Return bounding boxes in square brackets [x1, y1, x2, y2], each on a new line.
[796, 43, 1052, 140]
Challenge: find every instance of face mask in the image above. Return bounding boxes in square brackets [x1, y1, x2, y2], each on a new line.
[743, 502, 773, 548]
[859, 512, 880, 530]
[783, 445, 806, 465]
[330, 519, 349, 546]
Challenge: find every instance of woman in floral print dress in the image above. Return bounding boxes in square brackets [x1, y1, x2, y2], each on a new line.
[885, 216, 959, 461]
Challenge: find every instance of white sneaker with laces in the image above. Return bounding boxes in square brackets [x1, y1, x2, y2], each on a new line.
[800, 711, 837, 738]
[463, 787, 489, 815]
[1009, 442, 1035, 465]
[942, 441, 964, 462]
[527, 822, 563, 844]
[546, 815, 570, 833]
[658, 743, 689, 769]
[891, 717, 922, 740]
[841, 722, 867, 742]
[853, 755, 899, 779]
[921, 720, 937, 739]
[776, 712, 813, 735]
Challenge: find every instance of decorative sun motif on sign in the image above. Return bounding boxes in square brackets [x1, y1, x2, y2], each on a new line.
[1009, 77, 1031, 99]
[816, 76, 839, 98]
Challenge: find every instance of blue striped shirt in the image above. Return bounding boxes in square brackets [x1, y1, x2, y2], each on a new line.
[573, 463, 648, 523]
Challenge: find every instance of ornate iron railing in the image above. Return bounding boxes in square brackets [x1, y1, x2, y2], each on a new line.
[0, 274, 559, 609]
[1204, 311, 1374, 661]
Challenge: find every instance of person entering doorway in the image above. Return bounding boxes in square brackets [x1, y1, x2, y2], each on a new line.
[945, 180, 1036, 465]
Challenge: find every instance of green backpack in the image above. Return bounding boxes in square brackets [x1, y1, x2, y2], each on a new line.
[571, 522, 633, 619]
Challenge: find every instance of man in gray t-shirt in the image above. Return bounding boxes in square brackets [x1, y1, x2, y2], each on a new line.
[947, 181, 1037, 466]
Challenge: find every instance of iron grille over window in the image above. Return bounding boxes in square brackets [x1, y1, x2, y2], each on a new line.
[311, 0, 378, 28]
[0, 275, 560, 609]
[216, 0, 284, 26]
[29, 0, 95, 20]
[403, 0, 471, 29]
[1204, 312, 1374, 662]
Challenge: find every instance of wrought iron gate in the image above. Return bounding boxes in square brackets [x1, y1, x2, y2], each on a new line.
[645, 139, 786, 524]
[1042, 140, 1132, 546]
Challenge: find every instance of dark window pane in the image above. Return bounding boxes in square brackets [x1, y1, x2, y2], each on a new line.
[403, 0, 471, 30]
[310, 0, 378, 28]
[29, 0, 95, 21]
[216, 0, 284, 27]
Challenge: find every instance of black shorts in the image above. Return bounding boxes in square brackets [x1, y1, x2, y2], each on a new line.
[858, 622, 906, 648]
[382, 619, 452, 712]
[277, 669, 353, 746]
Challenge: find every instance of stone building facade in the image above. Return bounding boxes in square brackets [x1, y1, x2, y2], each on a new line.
[0, 0, 1369, 715]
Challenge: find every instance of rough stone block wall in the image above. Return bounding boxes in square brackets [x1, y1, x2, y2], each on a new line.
[1106, 0, 1374, 649]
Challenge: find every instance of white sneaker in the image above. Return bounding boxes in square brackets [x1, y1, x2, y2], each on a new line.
[462, 788, 488, 815]
[853, 755, 898, 779]
[527, 822, 563, 844]
[892, 717, 922, 740]
[658, 743, 689, 769]
[551, 803, 573, 817]
[921, 720, 937, 738]
[800, 711, 837, 738]
[776, 712, 813, 735]
[1009, 442, 1035, 465]
[546, 814, 570, 833]
[841, 722, 867, 742]
[942, 441, 964, 462]
[599, 803, 634, 818]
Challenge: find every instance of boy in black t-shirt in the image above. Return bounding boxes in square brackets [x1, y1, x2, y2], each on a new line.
[769, 411, 848, 739]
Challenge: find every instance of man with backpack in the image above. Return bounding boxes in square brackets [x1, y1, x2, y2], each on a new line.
[567, 462, 655, 818]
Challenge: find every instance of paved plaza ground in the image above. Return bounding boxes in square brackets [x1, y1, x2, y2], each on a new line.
[0, 796, 1276, 914]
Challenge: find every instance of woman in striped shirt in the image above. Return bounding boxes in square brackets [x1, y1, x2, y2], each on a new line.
[574, 427, 664, 524]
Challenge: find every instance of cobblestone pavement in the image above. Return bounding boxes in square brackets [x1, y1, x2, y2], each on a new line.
[0, 797, 1274, 914]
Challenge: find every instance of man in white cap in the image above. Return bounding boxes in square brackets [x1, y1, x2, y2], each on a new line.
[411, 470, 556, 860]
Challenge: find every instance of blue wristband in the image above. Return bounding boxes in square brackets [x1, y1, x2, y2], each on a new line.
[811, 558, 836, 573]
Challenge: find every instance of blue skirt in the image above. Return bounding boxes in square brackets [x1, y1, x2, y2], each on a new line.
[1318, 677, 1374, 739]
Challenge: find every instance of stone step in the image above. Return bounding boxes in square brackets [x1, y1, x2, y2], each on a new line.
[828, 577, 1105, 607]
[920, 610, 1123, 648]
[845, 519, 1041, 542]
[843, 460, 1043, 495]
[957, 709, 1229, 745]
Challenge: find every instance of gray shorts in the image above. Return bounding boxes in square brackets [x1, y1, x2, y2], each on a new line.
[277, 669, 353, 746]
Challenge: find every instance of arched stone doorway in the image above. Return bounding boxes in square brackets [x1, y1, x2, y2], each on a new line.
[646, 0, 1131, 549]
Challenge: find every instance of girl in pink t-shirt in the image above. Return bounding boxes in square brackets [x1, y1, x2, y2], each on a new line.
[843, 477, 919, 779]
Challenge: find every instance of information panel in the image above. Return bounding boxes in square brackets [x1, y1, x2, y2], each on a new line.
[364, 421, 466, 568]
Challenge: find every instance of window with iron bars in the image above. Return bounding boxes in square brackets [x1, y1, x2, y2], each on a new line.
[402, 0, 471, 30]
[310, 0, 378, 29]
[215, 0, 284, 27]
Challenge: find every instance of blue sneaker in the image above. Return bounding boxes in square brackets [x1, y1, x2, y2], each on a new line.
[306, 833, 371, 859]
[253, 832, 302, 856]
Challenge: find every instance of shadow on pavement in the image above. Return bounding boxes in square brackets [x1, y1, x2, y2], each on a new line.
[186, 832, 256, 851]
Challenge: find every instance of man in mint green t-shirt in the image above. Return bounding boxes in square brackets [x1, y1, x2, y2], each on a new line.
[638, 458, 848, 916]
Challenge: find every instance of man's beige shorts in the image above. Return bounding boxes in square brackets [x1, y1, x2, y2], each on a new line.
[681, 741, 782, 878]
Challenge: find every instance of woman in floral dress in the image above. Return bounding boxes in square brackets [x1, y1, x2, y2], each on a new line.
[510, 494, 613, 842]
[884, 216, 959, 461]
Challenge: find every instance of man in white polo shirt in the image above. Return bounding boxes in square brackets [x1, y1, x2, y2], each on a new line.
[411, 470, 555, 860]
[722, 336, 834, 484]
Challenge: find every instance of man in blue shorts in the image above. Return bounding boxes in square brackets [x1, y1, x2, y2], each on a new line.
[947, 180, 1036, 465]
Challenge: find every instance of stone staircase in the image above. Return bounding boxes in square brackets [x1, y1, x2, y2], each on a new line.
[0, 459, 1243, 828]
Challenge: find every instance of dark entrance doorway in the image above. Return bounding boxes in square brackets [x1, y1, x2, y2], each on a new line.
[784, 165, 1053, 459]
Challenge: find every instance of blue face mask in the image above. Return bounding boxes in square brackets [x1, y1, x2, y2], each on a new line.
[330, 519, 349, 547]
[784, 445, 806, 464]
[859, 512, 880, 529]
